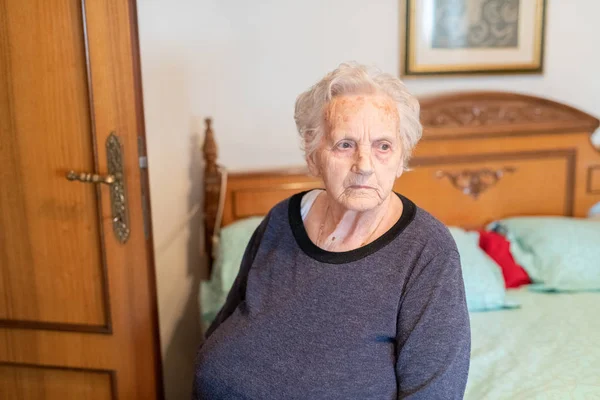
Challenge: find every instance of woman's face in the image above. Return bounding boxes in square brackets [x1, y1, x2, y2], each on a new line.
[309, 94, 403, 212]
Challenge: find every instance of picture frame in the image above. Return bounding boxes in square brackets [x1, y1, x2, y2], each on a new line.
[402, 0, 546, 76]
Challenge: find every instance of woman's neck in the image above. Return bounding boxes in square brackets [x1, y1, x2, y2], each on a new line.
[313, 191, 402, 252]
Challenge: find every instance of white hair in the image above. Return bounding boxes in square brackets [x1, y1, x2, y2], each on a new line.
[294, 62, 422, 171]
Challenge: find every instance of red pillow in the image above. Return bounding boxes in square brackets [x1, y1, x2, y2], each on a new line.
[478, 230, 531, 288]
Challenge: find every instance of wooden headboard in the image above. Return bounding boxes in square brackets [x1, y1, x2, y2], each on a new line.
[202, 91, 600, 264]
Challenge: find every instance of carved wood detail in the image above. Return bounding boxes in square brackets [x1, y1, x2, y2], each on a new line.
[435, 167, 516, 199]
[419, 92, 599, 139]
[203, 118, 221, 261]
[422, 103, 574, 128]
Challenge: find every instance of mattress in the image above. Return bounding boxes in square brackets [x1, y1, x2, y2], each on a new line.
[466, 287, 600, 399]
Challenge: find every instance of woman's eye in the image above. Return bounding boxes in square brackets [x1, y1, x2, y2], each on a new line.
[379, 143, 391, 151]
[337, 141, 353, 150]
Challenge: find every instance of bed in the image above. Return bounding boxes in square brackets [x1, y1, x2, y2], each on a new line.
[468, 288, 600, 398]
[200, 91, 600, 399]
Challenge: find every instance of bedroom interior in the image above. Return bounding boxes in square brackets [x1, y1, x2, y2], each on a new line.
[137, 0, 599, 398]
[199, 90, 600, 398]
[2, 0, 600, 399]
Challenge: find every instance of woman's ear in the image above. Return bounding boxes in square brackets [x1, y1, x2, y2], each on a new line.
[306, 153, 321, 177]
[396, 163, 404, 178]
[396, 155, 405, 178]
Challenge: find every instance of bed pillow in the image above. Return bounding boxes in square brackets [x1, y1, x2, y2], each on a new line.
[478, 230, 531, 288]
[448, 227, 514, 312]
[487, 217, 600, 292]
[200, 216, 264, 326]
[589, 201, 600, 219]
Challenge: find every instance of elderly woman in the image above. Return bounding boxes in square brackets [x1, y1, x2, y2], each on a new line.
[193, 62, 471, 399]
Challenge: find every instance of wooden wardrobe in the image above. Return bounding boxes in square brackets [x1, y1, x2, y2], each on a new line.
[0, 1, 163, 398]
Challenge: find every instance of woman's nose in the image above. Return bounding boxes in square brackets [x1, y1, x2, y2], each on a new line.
[352, 147, 374, 175]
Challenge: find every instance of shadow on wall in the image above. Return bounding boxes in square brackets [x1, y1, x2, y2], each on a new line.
[162, 132, 206, 400]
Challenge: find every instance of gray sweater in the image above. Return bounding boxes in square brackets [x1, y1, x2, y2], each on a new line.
[193, 191, 471, 399]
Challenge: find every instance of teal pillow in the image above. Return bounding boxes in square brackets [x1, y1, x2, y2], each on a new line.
[589, 201, 600, 218]
[488, 217, 600, 292]
[448, 227, 514, 312]
[200, 216, 264, 327]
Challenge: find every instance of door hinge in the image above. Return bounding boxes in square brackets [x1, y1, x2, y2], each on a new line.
[138, 136, 151, 240]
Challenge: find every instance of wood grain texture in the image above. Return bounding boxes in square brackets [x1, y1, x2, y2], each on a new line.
[0, 0, 106, 326]
[588, 166, 600, 194]
[0, 364, 113, 400]
[405, 150, 575, 227]
[77, 0, 162, 397]
[0, 0, 162, 398]
[203, 92, 600, 271]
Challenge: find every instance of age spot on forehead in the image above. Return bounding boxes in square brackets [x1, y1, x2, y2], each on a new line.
[327, 95, 366, 117]
[325, 94, 399, 129]
[372, 98, 399, 122]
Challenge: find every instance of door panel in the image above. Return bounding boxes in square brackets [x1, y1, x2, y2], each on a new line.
[0, 0, 107, 328]
[0, 364, 113, 400]
[0, 0, 162, 398]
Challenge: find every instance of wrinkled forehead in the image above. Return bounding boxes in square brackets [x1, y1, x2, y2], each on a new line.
[324, 94, 399, 133]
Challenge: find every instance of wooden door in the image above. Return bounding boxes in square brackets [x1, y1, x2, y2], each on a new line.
[0, 1, 162, 399]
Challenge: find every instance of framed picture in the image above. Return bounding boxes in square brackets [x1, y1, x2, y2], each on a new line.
[403, 0, 546, 76]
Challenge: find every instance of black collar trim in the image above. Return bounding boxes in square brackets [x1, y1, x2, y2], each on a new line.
[288, 190, 417, 264]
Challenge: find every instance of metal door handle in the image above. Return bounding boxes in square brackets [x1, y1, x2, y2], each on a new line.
[64, 132, 130, 244]
[66, 170, 119, 185]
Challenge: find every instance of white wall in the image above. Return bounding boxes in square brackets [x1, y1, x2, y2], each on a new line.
[137, 1, 600, 398]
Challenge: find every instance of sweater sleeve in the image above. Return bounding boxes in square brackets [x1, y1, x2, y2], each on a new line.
[395, 249, 471, 399]
[204, 215, 270, 339]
